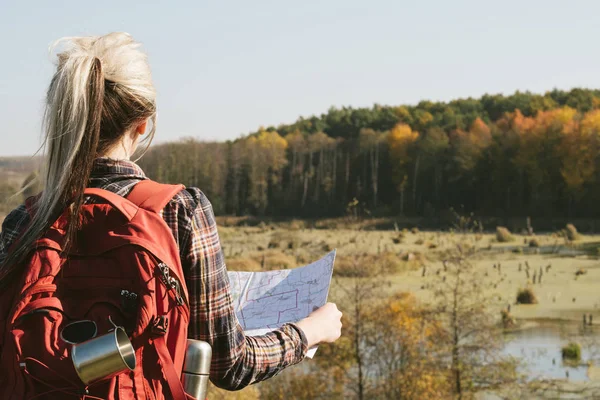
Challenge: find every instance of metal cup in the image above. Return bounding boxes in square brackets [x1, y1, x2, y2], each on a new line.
[182, 339, 212, 400]
[71, 327, 136, 385]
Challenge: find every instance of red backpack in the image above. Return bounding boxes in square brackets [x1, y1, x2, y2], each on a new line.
[0, 180, 194, 400]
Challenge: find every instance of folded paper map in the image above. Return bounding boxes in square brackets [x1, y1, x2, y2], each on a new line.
[227, 250, 336, 358]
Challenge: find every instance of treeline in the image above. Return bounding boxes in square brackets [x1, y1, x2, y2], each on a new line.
[139, 88, 600, 219]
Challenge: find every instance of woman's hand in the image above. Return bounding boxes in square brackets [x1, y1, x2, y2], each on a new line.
[296, 302, 342, 348]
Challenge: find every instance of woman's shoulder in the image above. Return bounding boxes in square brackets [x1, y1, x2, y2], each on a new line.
[168, 186, 215, 215]
[163, 187, 218, 250]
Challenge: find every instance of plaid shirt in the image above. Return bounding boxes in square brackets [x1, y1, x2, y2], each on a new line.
[0, 158, 307, 390]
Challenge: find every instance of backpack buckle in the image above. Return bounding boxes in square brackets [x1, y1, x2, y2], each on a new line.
[151, 315, 169, 336]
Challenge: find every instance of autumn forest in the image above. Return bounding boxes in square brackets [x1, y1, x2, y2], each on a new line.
[133, 88, 600, 223]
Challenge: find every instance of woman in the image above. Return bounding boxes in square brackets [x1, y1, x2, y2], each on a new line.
[0, 32, 342, 391]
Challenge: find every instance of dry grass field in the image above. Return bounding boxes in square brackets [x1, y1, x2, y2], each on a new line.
[202, 221, 600, 398]
[217, 222, 600, 321]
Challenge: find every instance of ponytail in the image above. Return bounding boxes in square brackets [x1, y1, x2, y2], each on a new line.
[0, 54, 105, 285]
[62, 57, 104, 252]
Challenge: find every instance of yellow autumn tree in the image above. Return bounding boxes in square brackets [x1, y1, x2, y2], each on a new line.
[367, 293, 450, 400]
[388, 123, 419, 168]
[580, 109, 600, 137]
[512, 107, 577, 207]
[256, 130, 288, 180]
[314, 254, 451, 399]
[246, 130, 288, 214]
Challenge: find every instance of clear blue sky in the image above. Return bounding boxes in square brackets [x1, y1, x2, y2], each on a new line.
[1, 0, 599, 156]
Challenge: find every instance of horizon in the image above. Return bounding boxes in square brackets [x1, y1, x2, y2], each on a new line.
[2, 0, 600, 156]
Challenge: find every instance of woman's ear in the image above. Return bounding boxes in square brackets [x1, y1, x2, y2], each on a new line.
[134, 120, 148, 135]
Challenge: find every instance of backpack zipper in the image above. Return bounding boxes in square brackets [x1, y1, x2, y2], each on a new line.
[157, 263, 186, 306]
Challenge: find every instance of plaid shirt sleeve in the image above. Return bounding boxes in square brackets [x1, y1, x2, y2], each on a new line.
[166, 188, 308, 390]
[0, 205, 30, 267]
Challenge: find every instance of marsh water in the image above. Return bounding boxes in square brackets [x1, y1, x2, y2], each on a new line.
[503, 321, 600, 381]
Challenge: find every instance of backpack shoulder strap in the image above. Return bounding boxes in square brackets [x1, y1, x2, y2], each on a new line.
[127, 179, 189, 302]
[84, 188, 139, 221]
[128, 180, 190, 400]
[126, 180, 185, 213]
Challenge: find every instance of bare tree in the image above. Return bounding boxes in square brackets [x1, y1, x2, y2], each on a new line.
[359, 129, 385, 208]
[430, 217, 518, 399]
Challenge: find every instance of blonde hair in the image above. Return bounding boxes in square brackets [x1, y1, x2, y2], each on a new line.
[1, 32, 156, 282]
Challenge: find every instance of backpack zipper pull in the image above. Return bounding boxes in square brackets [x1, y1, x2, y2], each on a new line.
[157, 263, 186, 306]
[158, 263, 171, 283]
[168, 276, 185, 306]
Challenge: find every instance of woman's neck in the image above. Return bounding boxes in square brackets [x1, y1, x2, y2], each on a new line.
[103, 147, 131, 160]
[102, 135, 137, 160]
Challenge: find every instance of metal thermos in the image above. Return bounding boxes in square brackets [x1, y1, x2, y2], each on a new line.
[181, 339, 212, 400]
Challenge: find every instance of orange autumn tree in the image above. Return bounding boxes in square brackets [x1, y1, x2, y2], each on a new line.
[469, 117, 492, 148]
[559, 109, 600, 212]
[506, 109, 539, 204]
[450, 118, 492, 178]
